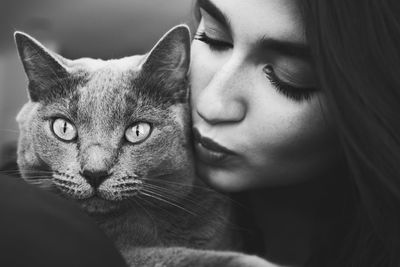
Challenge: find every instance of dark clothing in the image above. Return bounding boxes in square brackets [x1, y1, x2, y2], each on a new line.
[0, 143, 127, 267]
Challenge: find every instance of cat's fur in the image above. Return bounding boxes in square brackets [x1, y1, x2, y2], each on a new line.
[14, 26, 270, 267]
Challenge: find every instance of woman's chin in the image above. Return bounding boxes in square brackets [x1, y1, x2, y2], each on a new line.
[196, 161, 251, 192]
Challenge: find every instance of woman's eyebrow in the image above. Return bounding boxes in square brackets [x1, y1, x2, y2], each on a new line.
[257, 36, 312, 61]
[198, 0, 232, 31]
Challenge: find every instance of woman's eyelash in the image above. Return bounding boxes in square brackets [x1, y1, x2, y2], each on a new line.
[263, 66, 317, 102]
[194, 32, 233, 51]
[194, 32, 315, 102]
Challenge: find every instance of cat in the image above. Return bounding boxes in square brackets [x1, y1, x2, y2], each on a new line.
[14, 25, 270, 267]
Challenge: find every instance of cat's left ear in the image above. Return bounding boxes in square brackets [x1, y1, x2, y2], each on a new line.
[140, 25, 191, 99]
[14, 31, 70, 102]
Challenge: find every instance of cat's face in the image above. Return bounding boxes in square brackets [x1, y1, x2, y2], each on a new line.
[15, 26, 194, 215]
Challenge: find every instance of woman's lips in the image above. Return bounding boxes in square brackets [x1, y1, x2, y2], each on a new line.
[193, 128, 235, 165]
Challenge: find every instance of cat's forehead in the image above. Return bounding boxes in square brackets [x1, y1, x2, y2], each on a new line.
[74, 55, 145, 104]
[67, 55, 166, 130]
[72, 55, 145, 74]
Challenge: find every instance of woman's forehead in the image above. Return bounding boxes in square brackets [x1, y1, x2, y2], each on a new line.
[200, 0, 306, 44]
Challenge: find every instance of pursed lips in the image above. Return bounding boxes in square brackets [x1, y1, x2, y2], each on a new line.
[192, 127, 235, 155]
[192, 127, 237, 166]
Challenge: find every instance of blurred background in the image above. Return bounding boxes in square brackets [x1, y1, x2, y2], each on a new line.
[0, 0, 194, 158]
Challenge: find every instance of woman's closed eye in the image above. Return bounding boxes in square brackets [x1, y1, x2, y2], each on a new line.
[194, 31, 233, 52]
[195, 7, 233, 52]
[263, 65, 318, 102]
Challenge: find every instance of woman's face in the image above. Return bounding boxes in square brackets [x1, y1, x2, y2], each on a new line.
[190, 0, 342, 192]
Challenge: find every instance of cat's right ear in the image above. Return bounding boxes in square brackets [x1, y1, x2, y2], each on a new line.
[14, 32, 69, 102]
[139, 25, 191, 102]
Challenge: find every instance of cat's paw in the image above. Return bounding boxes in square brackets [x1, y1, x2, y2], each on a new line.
[230, 255, 277, 267]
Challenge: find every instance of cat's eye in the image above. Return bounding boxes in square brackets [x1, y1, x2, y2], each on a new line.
[51, 118, 77, 142]
[125, 122, 152, 144]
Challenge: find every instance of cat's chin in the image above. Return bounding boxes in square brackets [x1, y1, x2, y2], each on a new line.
[78, 197, 128, 216]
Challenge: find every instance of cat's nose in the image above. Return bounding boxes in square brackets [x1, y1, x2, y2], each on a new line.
[80, 169, 110, 188]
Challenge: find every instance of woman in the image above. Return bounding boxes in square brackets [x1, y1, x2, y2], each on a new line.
[190, 0, 400, 266]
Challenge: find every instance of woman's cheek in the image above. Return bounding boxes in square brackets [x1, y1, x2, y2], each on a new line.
[244, 90, 339, 178]
[190, 42, 219, 111]
[190, 41, 231, 81]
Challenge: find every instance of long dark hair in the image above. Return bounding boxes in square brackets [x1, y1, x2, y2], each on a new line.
[301, 0, 400, 265]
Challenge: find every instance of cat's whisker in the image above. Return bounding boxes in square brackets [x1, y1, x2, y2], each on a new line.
[24, 179, 54, 190]
[36, 182, 55, 190]
[20, 170, 53, 173]
[24, 177, 51, 181]
[23, 176, 53, 179]
[1, 173, 53, 179]
[140, 191, 195, 219]
[143, 177, 217, 192]
[0, 169, 54, 174]
[135, 195, 183, 222]
[143, 184, 218, 213]
[142, 183, 235, 221]
[142, 185, 178, 200]
[142, 184, 192, 202]
[53, 177, 80, 187]
[141, 189, 189, 211]
[53, 183, 75, 193]
[147, 180, 240, 206]
[143, 184, 188, 201]
[140, 189, 197, 216]
[20, 173, 53, 177]
[146, 185, 204, 204]
[142, 181, 194, 191]
[143, 182, 204, 200]
[24, 176, 53, 180]
[19, 171, 53, 175]
[26, 180, 50, 185]
[112, 181, 143, 189]
[23, 176, 52, 180]
[20, 173, 54, 176]
[131, 197, 158, 233]
[143, 187, 206, 213]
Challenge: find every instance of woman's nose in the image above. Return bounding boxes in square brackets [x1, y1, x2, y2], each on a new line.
[195, 64, 247, 125]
